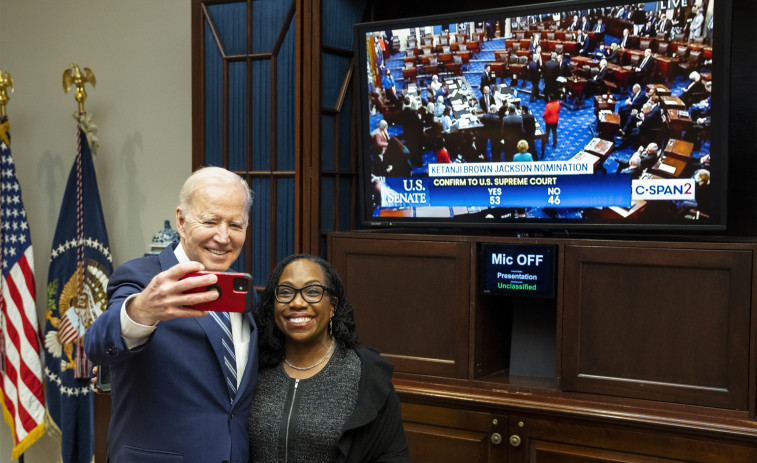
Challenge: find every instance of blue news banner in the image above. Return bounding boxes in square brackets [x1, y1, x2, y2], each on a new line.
[378, 161, 632, 209]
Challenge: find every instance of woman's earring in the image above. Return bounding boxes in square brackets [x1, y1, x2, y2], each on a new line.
[329, 318, 333, 337]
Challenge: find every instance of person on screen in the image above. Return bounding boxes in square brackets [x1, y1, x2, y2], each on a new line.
[680, 71, 707, 107]
[424, 102, 436, 125]
[593, 17, 605, 34]
[657, 14, 672, 39]
[689, 8, 705, 40]
[576, 30, 591, 56]
[248, 254, 410, 463]
[513, 140, 534, 162]
[528, 33, 541, 54]
[585, 59, 610, 96]
[632, 48, 654, 86]
[480, 105, 502, 162]
[568, 14, 580, 31]
[616, 143, 659, 178]
[384, 137, 412, 177]
[381, 69, 398, 107]
[371, 119, 390, 154]
[605, 43, 620, 65]
[542, 93, 561, 150]
[632, 6, 646, 35]
[640, 20, 655, 37]
[434, 95, 446, 119]
[678, 169, 711, 219]
[501, 105, 525, 162]
[440, 106, 456, 133]
[617, 100, 663, 149]
[435, 140, 452, 163]
[480, 64, 496, 90]
[527, 53, 541, 101]
[520, 105, 536, 156]
[479, 85, 495, 115]
[619, 84, 647, 127]
[580, 15, 591, 32]
[556, 52, 570, 78]
[428, 74, 444, 100]
[619, 28, 632, 49]
[541, 53, 560, 100]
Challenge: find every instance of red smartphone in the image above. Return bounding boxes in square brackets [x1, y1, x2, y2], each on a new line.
[181, 271, 252, 312]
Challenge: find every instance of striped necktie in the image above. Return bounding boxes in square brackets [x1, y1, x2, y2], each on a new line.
[209, 311, 237, 400]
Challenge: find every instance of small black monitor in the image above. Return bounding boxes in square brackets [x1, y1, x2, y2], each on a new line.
[481, 243, 556, 298]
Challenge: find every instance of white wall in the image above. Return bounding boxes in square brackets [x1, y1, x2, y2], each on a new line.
[0, 0, 191, 461]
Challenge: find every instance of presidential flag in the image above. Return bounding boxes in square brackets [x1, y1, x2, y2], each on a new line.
[0, 117, 46, 460]
[43, 115, 112, 463]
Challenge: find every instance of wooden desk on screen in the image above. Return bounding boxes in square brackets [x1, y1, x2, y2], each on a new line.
[571, 137, 614, 173]
[660, 95, 686, 111]
[653, 55, 676, 82]
[647, 83, 671, 97]
[650, 156, 687, 178]
[597, 112, 621, 140]
[608, 64, 633, 91]
[594, 95, 617, 114]
[584, 137, 614, 158]
[666, 109, 693, 135]
[566, 77, 588, 106]
[663, 138, 694, 161]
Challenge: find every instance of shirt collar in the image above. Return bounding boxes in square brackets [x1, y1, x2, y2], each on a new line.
[175, 242, 190, 264]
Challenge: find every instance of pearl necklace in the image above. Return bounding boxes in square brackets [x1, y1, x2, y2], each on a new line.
[284, 338, 336, 371]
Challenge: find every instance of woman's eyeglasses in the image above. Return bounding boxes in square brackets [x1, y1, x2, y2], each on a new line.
[274, 284, 330, 303]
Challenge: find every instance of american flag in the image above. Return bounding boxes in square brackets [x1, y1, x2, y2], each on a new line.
[0, 117, 46, 459]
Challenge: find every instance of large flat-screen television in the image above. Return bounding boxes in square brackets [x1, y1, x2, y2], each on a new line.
[354, 0, 730, 234]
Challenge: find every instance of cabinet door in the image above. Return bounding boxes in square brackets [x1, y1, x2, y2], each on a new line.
[329, 236, 471, 378]
[402, 402, 507, 463]
[562, 245, 753, 410]
[506, 414, 756, 463]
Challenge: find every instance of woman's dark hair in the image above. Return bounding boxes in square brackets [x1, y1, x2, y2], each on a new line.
[254, 254, 358, 368]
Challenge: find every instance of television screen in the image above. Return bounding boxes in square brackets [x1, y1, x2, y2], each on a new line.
[354, 0, 729, 233]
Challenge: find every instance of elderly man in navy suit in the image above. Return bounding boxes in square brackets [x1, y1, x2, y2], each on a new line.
[86, 166, 259, 463]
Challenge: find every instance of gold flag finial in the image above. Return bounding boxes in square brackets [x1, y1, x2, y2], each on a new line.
[62, 64, 96, 114]
[0, 70, 14, 118]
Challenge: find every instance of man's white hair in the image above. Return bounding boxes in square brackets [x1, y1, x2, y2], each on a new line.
[178, 166, 253, 226]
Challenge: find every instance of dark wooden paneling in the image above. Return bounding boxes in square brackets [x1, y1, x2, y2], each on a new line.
[329, 235, 471, 378]
[562, 245, 753, 410]
[93, 392, 110, 462]
[508, 413, 756, 463]
[401, 403, 507, 463]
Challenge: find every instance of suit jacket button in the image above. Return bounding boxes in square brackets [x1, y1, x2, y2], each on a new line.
[106, 344, 117, 356]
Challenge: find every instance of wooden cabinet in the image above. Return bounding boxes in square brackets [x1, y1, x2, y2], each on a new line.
[328, 232, 757, 462]
[508, 413, 757, 463]
[402, 403, 507, 463]
[402, 402, 757, 462]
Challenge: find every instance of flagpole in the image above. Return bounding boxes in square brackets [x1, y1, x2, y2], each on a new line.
[0, 70, 17, 463]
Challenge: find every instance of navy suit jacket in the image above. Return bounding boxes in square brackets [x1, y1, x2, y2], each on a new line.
[85, 245, 259, 463]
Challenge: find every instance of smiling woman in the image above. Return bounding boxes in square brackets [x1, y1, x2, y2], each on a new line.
[249, 254, 410, 463]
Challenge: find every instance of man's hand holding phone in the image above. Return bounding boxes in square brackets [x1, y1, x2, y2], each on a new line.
[126, 262, 221, 326]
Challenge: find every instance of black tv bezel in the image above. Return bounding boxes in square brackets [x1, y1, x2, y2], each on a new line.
[353, 0, 731, 236]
